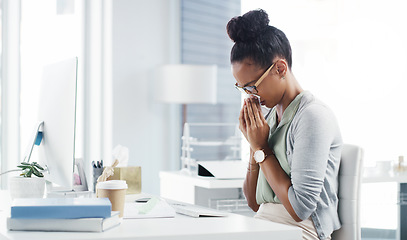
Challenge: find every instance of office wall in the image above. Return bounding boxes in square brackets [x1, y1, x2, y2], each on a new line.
[111, 0, 180, 195]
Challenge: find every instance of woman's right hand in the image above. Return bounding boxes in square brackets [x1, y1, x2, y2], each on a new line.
[239, 100, 249, 141]
[239, 96, 264, 142]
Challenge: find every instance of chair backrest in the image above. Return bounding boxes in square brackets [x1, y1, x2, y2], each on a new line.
[332, 144, 364, 240]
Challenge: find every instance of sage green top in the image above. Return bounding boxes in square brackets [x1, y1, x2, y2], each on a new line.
[256, 91, 305, 204]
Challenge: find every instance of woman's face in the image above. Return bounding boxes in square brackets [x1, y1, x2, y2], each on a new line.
[232, 59, 286, 109]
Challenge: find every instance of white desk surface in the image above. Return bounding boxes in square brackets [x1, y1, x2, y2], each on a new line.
[0, 191, 302, 240]
[362, 171, 407, 183]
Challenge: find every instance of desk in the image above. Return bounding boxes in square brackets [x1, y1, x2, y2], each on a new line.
[0, 191, 302, 240]
[363, 172, 407, 240]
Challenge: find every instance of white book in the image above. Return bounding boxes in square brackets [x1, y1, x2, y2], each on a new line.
[7, 211, 121, 232]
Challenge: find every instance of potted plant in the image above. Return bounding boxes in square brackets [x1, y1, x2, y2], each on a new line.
[9, 162, 46, 199]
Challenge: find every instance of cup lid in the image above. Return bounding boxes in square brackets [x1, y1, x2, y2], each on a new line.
[96, 180, 128, 189]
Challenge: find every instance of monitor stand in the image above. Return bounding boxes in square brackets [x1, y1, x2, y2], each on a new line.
[46, 183, 92, 198]
[45, 158, 92, 198]
[23, 122, 92, 198]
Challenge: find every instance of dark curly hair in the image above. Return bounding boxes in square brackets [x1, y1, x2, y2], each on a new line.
[226, 9, 292, 70]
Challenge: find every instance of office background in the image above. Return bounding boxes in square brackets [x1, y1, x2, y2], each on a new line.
[1, 0, 406, 239]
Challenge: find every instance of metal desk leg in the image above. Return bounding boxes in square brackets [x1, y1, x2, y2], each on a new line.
[400, 183, 407, 240]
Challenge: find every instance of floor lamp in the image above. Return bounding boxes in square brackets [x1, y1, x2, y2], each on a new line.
[157, 64, 217, 172]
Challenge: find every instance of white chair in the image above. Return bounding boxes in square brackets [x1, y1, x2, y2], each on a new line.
[332, 144, 364, 240]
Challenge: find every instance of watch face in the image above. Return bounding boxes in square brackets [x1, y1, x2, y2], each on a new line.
[254, 150, 265, 163]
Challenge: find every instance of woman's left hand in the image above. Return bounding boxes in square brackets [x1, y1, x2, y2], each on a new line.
[243, 97, 270, 151]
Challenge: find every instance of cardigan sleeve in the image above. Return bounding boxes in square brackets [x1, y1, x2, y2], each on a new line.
[287, 103, 338, 220]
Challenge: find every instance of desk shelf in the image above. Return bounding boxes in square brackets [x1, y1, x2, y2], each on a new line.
[159, 171, 251, 216]
[209, 198, 250, 213]
[180, 123, 241, 175]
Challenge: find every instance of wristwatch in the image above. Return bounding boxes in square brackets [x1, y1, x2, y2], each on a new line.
[254, 149, 267, 163]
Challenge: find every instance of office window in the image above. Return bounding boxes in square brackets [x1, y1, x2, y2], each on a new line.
[20, 0, 84, 160]
[181, 0, 241, 160]
[0, 0, 2, 170]
[242, 0, 407, 165]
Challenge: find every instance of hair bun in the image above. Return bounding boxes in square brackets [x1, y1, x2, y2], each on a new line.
[227, 9, 269, 43]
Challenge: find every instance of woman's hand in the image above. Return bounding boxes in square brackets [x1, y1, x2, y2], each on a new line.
[239, 97, 270, 151]
[238, 101, 249, 142]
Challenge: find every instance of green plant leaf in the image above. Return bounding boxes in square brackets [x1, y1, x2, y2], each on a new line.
[34, 162, 44, 170]
[33, 171, 43, 177]
[34, 172, 44, 177]
[17, 165, 30, 169]
[32, 167, 44, 177]
[17, 162, 44, 177]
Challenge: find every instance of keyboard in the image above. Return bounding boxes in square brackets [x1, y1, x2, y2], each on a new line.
[170, 203, 228, 218]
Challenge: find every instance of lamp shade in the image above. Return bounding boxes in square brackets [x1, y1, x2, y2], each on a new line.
[157, 64, 217, 104]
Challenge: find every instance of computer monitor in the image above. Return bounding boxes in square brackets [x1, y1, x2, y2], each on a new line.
[23, 57, 79, 192]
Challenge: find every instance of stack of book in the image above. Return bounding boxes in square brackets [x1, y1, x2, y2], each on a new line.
[7, 198, 121, 232]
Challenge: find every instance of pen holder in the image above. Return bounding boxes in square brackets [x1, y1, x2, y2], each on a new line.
[92, 167, 104, 192]
[107, 166, 141, 194]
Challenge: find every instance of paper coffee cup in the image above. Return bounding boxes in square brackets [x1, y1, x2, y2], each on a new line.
[97, 180, 128, 217]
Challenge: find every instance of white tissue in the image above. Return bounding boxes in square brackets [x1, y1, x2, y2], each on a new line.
[113, 144, 129, 167]
[245, 94, 270, 117]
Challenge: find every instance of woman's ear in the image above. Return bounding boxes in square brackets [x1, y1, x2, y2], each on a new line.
[275, 59, 288, 77]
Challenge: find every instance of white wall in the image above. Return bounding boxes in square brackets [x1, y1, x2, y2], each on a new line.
[111, 0, 181, 195]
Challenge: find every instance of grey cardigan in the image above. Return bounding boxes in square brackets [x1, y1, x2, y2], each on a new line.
[285, 92, 342, 240]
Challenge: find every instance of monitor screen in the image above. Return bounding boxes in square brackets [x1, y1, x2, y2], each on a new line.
[36, 57, 78, 191]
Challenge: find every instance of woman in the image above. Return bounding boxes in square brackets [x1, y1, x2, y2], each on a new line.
[226, 9, 342, 240]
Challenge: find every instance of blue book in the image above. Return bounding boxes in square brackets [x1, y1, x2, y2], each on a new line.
[7, 211, 120, 232]
[11, 198, 112, 219]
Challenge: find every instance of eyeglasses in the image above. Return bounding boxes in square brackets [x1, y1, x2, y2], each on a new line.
[235, 62, 275, 95]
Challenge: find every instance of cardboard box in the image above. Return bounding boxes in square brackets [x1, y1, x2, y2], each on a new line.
[107, 166, 141, 194]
